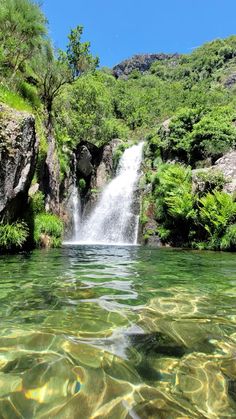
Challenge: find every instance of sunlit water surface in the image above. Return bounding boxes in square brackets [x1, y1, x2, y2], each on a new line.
[0, 245, 236, 418]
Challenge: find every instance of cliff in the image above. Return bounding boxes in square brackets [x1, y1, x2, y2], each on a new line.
[0, 104, 38, 222]
[113, 53, 180, 78]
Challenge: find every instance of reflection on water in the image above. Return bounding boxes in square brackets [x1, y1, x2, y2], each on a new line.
[0, 246, 236, 417]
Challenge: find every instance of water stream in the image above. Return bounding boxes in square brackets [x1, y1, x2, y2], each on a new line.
[71, 142, 144, 245]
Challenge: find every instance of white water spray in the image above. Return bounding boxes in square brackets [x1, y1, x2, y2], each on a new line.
[75, 142, 144, 245]
[72, 186, 81, 240]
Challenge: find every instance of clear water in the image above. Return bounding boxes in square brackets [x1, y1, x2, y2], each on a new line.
[0, 245, 236, 418]
[77, 142, 144, 245]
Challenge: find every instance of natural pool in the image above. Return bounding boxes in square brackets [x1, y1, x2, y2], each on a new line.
[0, 245, 235, 418]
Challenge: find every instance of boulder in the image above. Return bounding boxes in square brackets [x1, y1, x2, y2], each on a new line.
[192, 151, 236, 194]
[214, 151, 236, 193]
[76, 145, 93, 177]
[0, 104, 38, 222]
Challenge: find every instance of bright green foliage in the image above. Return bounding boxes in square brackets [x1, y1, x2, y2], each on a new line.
[154, 163, 194, 219]
[190, 107, 236, 163]
[66, 25, 99, 79]
[148, 163, 236, 249]
[140, 194, 153, 225]
[18, 81, 41, 109]
[199, 191, 236, 239]
[151, 37, 236, 86]
[30, 191, 45, 214]
[0, 85, 33, 112]
[33, 44, 73, 117]
[34, 213, 64, 248]
[193, 169, 226, 196]
[112, 75, 187, 130]
[155, 106, 236, 165]
[153, 164, 195, 243]
[55, 72, 129, 147]
[0, 222, 29, 251]
[78, 179, 86, 190]
[0, 0, 47, 78]
[220, 224, 236, 250]
[113, 142, 131, 168]
[157, 108, 202, 161]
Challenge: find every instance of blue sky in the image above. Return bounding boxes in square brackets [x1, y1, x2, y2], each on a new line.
[42, 0, 236, 67]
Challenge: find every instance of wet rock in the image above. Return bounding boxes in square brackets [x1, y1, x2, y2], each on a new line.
[141, 200, 161, 246]
[59, 173, 75, 238]
[128, 332, 186, 358]
[77, 145, 94, 177]
[82, 139, 120, 217]
[0, 104, 38, 222]
[44, 136, 60, 213]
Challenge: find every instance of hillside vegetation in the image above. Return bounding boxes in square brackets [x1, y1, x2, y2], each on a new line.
[1, 0, 236, 250]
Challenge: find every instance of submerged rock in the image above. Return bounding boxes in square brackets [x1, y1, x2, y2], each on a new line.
[0, 104, 38, 222]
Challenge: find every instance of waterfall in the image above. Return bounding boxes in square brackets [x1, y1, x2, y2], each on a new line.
[78, 142, 144, 245]
[72, 186, 81, 240]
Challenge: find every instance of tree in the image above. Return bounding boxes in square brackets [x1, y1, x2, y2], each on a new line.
[66, 25, 99, 80]
[0, 0, 47, 79]
[33, 43, 72, 127]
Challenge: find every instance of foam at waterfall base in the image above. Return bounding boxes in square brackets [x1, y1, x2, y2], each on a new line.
[63, 240, 140, 247]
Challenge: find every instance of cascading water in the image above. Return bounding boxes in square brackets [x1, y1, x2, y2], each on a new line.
[71, 186, 81, 240]
[77, 141, 144, 245]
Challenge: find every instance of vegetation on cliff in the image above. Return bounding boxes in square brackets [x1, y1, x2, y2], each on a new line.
[1, 0, 236, 250]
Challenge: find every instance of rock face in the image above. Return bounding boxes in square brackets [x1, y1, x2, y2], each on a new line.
[80, 139, 120, 218]
[113, 53, 180, 78]
[224, 73, 236, 89]
[60, 140, 120, 238]
[192, 151, 236, 195]
[76, 145, 94, 177]
[0, 104, 38, 222]
[214, 151, 236, 193]
[40, 133, 60, 215]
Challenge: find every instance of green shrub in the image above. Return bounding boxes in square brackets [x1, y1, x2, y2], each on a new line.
[30, 191, 45, 214]
[153, 163, 195, 219]
[157, 108, 202, 162]
[113, 142, 130, 168]
[157, 225, 171, 241]
[190, 107, 236, 163]
[0, 222, 29, 251]
[34, 213, 64, 248]
[78, 178, 86, 190]
[220, 224, 236, 250]
[18, 81, 41, 109]
[0, 84, 33, 112]
[193, 169, 226, 196]
[140, 195, 153, 225]
[199, 190, 236, 238]
[153, 163, 196, 244]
